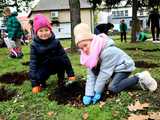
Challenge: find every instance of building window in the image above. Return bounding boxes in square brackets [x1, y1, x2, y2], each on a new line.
[117, 11, 120, 16]
[51, 11, 59, 18]
[112, 11, 116, 16]
[120, 11, 124, 16]
[125, 10, 128, 16]
[140, 11, 143, 16]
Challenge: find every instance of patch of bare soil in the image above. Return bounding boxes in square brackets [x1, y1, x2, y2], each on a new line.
[0, 86, 17, 101]
[125, 48, 142, 51]
[0, 71, 29, 85]
[125, 48, 160, 52]
[135, 61, 159, 68]
[142, 48, 160, 52]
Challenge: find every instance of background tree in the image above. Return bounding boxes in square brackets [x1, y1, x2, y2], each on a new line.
[69, 0, 81, 52]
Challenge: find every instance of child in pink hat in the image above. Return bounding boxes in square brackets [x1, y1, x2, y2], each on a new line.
[29, 14, 75, 93]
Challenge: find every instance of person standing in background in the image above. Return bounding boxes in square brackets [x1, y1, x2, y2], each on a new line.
[147, 8, 160, 43]
[119, 19, 127, 42]
[3, 7, 23, 58]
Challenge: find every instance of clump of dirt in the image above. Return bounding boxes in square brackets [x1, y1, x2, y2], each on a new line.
[21, 61, 30, 66]
[135, 61, 159, 68]
[0, 71, 29, 85]
[0, 86, 17, 101]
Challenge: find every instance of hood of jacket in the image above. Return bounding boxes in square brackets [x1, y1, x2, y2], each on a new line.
[97, 33, 115, 48]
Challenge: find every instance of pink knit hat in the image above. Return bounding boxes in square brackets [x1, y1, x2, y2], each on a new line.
[33, 14, 52, 33]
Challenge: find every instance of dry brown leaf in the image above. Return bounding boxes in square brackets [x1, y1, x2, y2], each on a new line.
[112, 111, 119, 117]
[128, 92, 134, 97]
[99, 101, 106, 108]
[82, 112, 89, 120]
[148, 112, 160, 120]
[47, 111, 55, 117]
[128, 114, 149, 120]
[128, 101, 149, 111]
[77, 95, 81, 100]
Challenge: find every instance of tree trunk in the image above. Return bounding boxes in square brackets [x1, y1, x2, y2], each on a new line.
[69, 0, 81, 52]
[131, 0, 138, 42]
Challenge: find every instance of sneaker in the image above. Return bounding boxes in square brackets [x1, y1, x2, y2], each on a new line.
[32, 86, 42, 94]
[83, 96, 92, 105]
[9, 53, 17, 58]
[136, 71, 157, 92]
[17, 52, 24, 58]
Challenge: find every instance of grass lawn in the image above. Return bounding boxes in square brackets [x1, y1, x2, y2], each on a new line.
[0, 36, 160, 120]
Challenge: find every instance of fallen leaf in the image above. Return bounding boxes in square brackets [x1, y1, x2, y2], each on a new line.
[82, 112, 89, 120]
[128, 92, 134, 97]
[128, 101, 149, 111]
[148, 112, 160, 120]
[76, 95, 81, 101]
[99, 101, 106, 108]
[112, 111, 119, 117]
[116, 99, 121, 102]
[47, 111, 55, 117]
[128, 114, 149, 120]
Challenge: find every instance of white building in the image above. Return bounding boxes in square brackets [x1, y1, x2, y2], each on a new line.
[98, 7, 149, 31]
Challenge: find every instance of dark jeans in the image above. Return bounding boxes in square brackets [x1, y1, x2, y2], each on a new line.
[151, 25, 160, 41]
[31, 64, 65, 88]
[121, 32, 127, 42]
[108, 72, 139, 93]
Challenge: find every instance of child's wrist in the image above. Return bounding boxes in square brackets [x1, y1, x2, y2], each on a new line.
[68, 76, 76, 81]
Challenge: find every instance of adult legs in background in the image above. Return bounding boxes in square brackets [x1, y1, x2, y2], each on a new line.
[151, 25, 156, 41]
[120, 32, 123, 42]
[124, 32, 127, 42]
[156, 26, 160, 41]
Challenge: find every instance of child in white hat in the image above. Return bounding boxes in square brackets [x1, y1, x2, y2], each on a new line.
[74, 23, 157, 105]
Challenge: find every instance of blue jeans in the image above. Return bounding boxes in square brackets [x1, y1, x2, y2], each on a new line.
[108, 72, 139, 93]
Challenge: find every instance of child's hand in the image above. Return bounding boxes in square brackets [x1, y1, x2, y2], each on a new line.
[83, 96, 92, 105]
[68, 76, 76, 81]
[92, 93, 101, 104]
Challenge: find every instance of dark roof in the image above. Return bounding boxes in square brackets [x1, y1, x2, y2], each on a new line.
[33, 0, 92, 11]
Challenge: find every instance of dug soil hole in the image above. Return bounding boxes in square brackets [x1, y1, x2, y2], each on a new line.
[0, 86, 17, 101]
[135, 61, 159, 68]
[0, 71, 29, 85]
